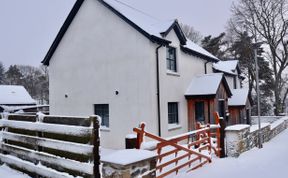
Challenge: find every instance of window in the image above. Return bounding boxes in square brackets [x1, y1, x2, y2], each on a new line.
[195, 101, 205, 122]
[94, 104, 109, 128]
[168, 102, 179, 124]
[218, 100, 225, 118]
[166, 47, 177, 72]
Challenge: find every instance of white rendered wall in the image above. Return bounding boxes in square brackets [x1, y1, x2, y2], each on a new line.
[225, 76, 235, 89]
[158, 30, 214, 137]
[49, 0, 158, 149]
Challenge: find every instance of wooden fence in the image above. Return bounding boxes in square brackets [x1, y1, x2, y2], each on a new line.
[0, 114, 100, 178]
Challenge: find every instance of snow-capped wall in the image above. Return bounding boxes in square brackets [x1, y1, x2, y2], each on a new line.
[101, 149, 157, 177]
[225, 117, 288, 157]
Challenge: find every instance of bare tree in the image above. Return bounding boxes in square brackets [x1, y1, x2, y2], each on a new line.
[229, 0, 288, 115]
[180, 23, 202, 44]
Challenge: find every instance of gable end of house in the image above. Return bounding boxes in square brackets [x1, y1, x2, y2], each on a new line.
[42, 0, 85, 66]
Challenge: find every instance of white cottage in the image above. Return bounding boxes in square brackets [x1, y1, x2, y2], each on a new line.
[43, 0, 224, 148]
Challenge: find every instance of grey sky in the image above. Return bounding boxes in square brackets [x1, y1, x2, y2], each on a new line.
[0, 0, 235, 68]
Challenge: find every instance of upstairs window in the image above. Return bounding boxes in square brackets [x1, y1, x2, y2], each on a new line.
[166, 47, 177, 72]
[94, 104, 109, 128]
[168, 102, 179, 124]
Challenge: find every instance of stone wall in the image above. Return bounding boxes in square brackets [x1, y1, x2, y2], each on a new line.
[101, 149, 157, 178]
[226, 117, 288, 157]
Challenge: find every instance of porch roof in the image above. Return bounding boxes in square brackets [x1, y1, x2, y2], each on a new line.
[228, 88, 249, 106]
[213, 60, 239, 76]
[185, 73, 231, 97]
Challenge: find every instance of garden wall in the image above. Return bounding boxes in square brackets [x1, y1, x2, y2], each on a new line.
[225, 117, 288, 157]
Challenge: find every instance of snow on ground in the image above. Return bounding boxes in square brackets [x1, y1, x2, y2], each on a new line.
[176, 129, 288, 178]
[0, 164, 30, 178]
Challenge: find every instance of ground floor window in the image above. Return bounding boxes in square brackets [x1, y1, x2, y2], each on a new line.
[168, 102, 178, 124]
[195, 101, 205, 122]
[94, 104, 109, 127]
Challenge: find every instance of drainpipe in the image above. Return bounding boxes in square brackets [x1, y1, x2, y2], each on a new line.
[204, 61, 209, 74]
[205, 61, 210, 123]
[156, 44, 163, 136]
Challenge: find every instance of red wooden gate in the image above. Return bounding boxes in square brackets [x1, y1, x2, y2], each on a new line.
[134, 120, 221, 177]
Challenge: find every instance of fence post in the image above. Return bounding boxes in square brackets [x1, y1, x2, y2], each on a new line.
[214, 112, 226, 158]
[219, 118, 226, 158]
[135, 123, 145, 149]
[90, 116, 100, 178]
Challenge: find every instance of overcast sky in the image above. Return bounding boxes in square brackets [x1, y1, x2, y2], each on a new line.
[0, 0, 235, 68]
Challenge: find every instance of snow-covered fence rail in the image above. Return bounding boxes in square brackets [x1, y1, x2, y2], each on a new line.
[0, 114, 100, 178]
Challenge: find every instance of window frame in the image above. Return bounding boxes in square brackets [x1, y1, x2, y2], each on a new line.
[94, 104, 109, 128]
[166, 46, 177, 72]
[168, 102, 179, 125]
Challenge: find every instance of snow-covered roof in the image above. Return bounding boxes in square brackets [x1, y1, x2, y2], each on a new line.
[43, 0, 220, 65]
[103, 0, 219, 60]
[213, 60, 239, 75]
[0, 85, 36, 105]
[183, 39, 219, 61]
[185, 73, 226, 96]
[228, 88, 249, 106]
[103, 0, 174, 39]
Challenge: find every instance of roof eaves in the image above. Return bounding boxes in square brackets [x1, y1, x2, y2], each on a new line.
[180, 45, 219, 63]
[161, 20, 187, 45]
[213, 68, 237, 76]
[42, 0, 85, 66]
[185, 94, 216, 99]
[228, 104, 246, 107]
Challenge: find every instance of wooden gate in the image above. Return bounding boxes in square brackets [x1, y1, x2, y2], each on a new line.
[0, 113, 100, 178]
[134, 121, 221, 178]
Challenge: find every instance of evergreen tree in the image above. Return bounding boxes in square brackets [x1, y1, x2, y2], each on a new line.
[201, 32, 227, 58]
[5, 65, 23, 85]
[230, 32, 274, 115]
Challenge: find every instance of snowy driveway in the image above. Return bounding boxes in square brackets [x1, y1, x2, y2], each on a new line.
[177, 129, 288, 178]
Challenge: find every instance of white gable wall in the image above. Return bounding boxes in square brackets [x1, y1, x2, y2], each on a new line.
[225, 71, 241, 90]
[49, 0, 159, 148]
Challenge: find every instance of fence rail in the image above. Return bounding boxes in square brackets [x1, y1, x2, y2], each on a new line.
[0, 113, 100, 178]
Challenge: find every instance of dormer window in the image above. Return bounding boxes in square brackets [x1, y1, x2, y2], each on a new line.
[166, 47, 177, 72]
